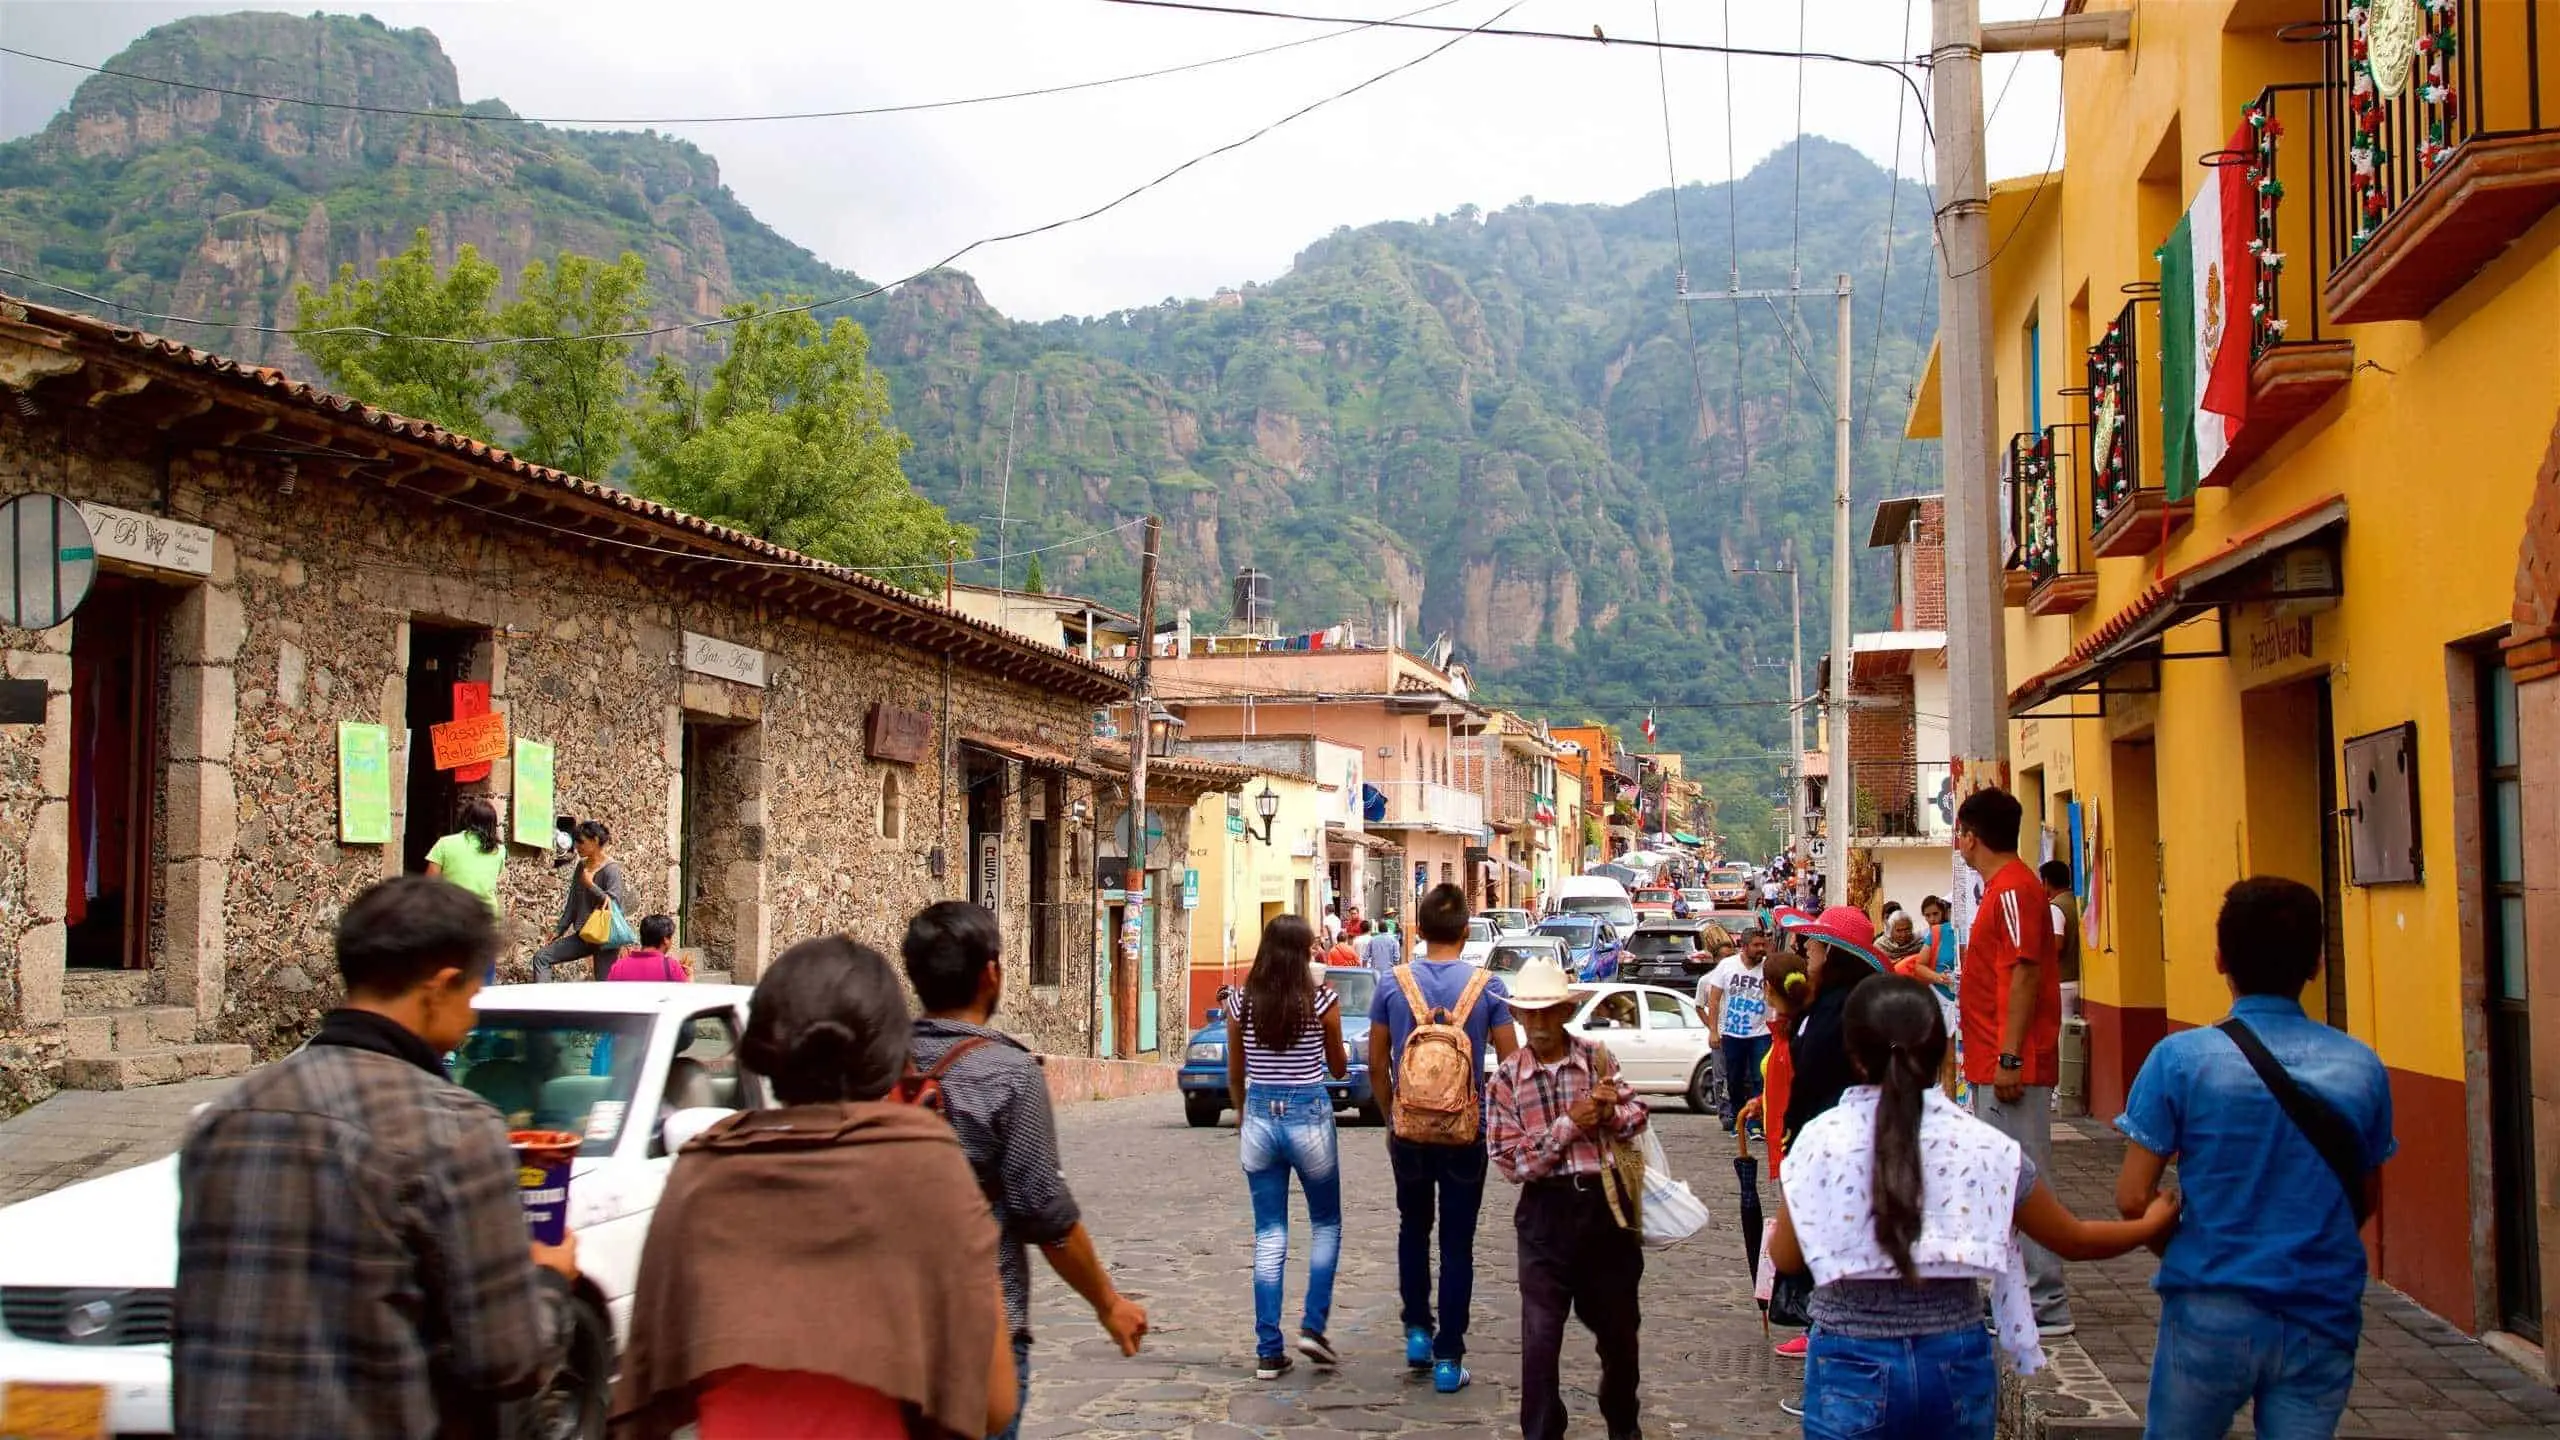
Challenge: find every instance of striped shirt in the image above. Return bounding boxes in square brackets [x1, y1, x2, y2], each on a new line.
[1236, 987, 1341, 1087]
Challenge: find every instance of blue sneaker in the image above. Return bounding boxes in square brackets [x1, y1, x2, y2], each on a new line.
[1433, 1359, 1471, 1394]
[1405, 1326, 1432, 1371]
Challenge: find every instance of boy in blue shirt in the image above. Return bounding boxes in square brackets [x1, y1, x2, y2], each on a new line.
[2115, 876, 2395, 1440]
[1369, 884, 1519, 1392]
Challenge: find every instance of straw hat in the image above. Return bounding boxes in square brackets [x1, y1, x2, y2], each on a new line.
[1503, 954, 1578, 1011]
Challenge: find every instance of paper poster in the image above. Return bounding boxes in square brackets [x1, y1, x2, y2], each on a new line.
[451, 682, 493, 784]
[337, 722, 393, 845]
[431, 710, 509, 770]
[512, 739, 555, 848]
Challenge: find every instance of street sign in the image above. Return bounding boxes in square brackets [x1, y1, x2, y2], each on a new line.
[0, 492, 96, 630]
[1181, 867, 1199, 910]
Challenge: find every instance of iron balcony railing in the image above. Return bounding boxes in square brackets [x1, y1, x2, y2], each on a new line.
[1856, 760, 1958, 841]
[2328, 0, 2551, 260]
[2239, 81, 2348, 354]
[2008, 430, 2062, 587]
[2086, 298, 2144, 537]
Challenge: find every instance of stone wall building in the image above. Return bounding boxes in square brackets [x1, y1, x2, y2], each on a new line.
[0, 294, 1205, 1109]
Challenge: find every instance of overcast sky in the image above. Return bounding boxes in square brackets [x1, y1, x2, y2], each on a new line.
[0, 0, 2062, 321]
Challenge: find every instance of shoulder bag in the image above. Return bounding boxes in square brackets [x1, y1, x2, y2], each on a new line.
[2216, 1018, 2375, 1225]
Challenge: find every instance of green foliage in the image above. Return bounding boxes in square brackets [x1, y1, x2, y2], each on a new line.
[293, 227, 501, 434]
[1022, 555, 1046, 595]
[631, 301, 971, 586]
[496, 251, 649, 478]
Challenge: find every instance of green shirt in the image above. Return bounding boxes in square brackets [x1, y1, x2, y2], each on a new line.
[424, 831, 505, 917]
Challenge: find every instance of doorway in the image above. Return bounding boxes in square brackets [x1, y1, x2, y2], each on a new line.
[2240, 678, 2342, 1023]
[679, 716, 758, 972]
[2480, 660, 2541, 1341]
[65, 574, 169, 970]
[402, 623, 484, 877]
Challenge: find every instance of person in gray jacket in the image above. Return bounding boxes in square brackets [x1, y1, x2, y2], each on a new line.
[533, 819, 635, 981]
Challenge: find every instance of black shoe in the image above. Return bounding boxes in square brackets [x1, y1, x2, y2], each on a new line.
[1255, 1353, 1293, 1381]
[1295, 1331, 1339, 1368]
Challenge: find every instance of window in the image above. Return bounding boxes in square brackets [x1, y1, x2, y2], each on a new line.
[666, 1011, 743, 1111]
[1644, 992, 1698, 1029]
[878, 769, 905, 841]
[451, 1012, 650, 1157]
[1586, 992, 1640, 1029]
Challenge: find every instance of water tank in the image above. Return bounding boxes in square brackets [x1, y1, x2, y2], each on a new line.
[1232, 567, 1274, 632]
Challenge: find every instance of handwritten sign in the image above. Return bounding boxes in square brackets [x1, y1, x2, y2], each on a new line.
[430, 710, 509, 770]
[512, 739, 555, 847]
[75, 502, 215, 578]
[867, 704, 933, 765]
[681, 631, 766, 689]
[337, 722, 392, 844]
[450, 682, 493, 784]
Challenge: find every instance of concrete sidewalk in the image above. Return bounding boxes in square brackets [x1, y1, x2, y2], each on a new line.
[2007, 1115, 2560, 1438]
[0, 1075, 240, 1206]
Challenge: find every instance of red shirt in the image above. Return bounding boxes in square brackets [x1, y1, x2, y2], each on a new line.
[1959, 859, 2062, 1086]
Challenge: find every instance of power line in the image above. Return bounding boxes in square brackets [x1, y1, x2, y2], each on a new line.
[1857, 0, 1919, 446]
[0, 2, 1474, 127]
[0, 0, 1530, 351]
[1648, 0, 1712, 489]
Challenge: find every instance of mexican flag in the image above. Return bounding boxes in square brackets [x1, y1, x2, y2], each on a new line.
[2158, 122, 2255, 499]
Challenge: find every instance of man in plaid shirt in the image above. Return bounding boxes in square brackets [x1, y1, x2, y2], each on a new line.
[176, 877, 577, 1439]
[1487, 956, 1651, 1440]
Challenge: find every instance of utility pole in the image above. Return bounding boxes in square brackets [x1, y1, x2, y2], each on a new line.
[1118, 514, 1161, 1059]
[993, 372, 1027, 594]
[1733, 552, 1806, 852]
[1934, 0, 2007, 789]
[1685, 274, 1853, 901]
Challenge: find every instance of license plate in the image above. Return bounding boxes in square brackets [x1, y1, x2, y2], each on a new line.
[1, 1381, 107, 1440]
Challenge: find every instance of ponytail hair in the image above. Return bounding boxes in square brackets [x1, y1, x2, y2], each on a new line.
[458, 797, 501, 855]
[1843, 975, 1950, 1281]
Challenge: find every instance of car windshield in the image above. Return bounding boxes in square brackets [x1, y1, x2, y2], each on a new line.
[451, 1011, 652, 1157]
[1489, 940, 1564, 973]
[1625, 930, 1698, 958]
[1536, 919, 1597, 946]
[1466, 917, 1496, 942]
[1635, 889, 1676, 904]
[1321, 969, 1378, 1016]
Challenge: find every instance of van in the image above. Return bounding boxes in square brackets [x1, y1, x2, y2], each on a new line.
[1551, 874, 1637, 928]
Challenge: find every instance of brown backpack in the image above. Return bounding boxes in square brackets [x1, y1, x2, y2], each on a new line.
[1391, 965, 1493, 1145]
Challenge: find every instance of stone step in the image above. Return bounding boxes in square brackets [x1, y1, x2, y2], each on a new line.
[64, 1006, 199, 1058]
[62, 969, 160, 1015]
[59, 1043, 254, 1091]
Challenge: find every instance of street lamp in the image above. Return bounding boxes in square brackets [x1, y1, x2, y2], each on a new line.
[1145, 706, 1183, 757]
[1255, 781, 1280, 845]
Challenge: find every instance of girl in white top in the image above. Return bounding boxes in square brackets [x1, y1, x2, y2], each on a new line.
[1771, 977, 2177, 1436]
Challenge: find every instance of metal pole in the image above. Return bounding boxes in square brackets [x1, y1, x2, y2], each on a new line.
[1827, 275, 1855, 905]
[1120, 515, 1161, 1058]
[1788, 559, 1806, 852]
[1933, 0, 2010, 785]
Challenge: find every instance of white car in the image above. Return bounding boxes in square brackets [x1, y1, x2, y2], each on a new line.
[1459, 915, 1501, 965]
[0, 982, 759, 1440]
[1492, 982, 1721, 1114]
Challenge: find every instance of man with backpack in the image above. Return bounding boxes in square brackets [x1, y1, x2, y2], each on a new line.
[904, 902, 1149, 1439]
[2113, 877, 2394, 1440]
[1367, 884, 1518, 1393]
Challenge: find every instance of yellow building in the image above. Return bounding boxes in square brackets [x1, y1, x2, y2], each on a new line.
[1909, 0, 2560, 1355]
[1177, 739, 1360, 1024]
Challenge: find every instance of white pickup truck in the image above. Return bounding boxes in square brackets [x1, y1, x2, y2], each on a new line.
[0, 982, 759, 1440]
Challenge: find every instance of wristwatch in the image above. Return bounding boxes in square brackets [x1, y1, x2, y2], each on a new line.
[1997, 1052, 2024, 1071]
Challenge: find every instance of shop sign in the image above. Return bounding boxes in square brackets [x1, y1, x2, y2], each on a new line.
[429, 710, 509, 770]
[866, 704, 933, 765]
[2243, 611, 2316, 673]
[977, 831, 1002, 912]
[77, 501, 214, 578]
[681, 630, 767, 688]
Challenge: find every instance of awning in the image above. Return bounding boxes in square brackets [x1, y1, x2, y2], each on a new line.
[1672, 831, 1704, 846]
[2010, 496, 2346, 715]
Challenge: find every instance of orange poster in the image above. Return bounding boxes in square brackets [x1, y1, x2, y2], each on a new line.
[430, 710, 510, 771]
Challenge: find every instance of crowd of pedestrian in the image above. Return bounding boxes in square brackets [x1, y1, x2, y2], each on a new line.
[163, 781, 2398, 1440]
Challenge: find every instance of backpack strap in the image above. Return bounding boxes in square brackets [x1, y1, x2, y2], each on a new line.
[1445, 966, 1493, 1028]
[924, 1034, 995, 1084]
[2216, 1018, 2374, 1225]
[1393, 964, 1432, 1025]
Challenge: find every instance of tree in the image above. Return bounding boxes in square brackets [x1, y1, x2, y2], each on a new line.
[1021, 554, 1046, 594]
[631, 300, 972, 586]
[294, 227, 501, 436]
[497, 251, 649, 479]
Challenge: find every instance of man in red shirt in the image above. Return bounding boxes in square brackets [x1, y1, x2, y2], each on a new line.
[1953, 785, 2073, 1338]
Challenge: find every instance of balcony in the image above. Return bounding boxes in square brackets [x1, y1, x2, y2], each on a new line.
[1373, 780, 1487, 837]
[2006, 427, 2097, 614]
[2086, 299, 2190, 559]
[2322, 0, 2560, 323]
[1853, 760, 1957, 843]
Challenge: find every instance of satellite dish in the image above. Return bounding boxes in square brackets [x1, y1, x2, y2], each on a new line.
[0, 492, 97, 630]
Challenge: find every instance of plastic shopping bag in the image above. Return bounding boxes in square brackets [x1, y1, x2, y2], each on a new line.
[603, 901, 639, 949]
[1634, 1125, 1710, 1250]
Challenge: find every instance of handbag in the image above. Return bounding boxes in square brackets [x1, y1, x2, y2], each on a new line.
[1768, 1267, 1815, 1328]
[578, 902, 612, 946]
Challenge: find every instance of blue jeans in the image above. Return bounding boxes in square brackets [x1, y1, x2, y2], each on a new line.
[1716, 1032, 1769, 1128]
[1388, 1137, 1487, 1360]
[2145, 1289, 2356, 1440]
[988, 1333, 1031, 1440]
[1240, 1082, 1341, 1359]
[1801, 1327, 1997, 1440]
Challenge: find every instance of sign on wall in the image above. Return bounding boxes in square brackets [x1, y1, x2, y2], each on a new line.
[75, 501, 213, 579]
[430, 710, 509, 770]
[681, 630, 767, 688]
[1181, 867, 1199, 910]
[512, 739, 556, 848]
[337, 722, 392, 844]
[866, 704, 933, 765]
[977, 831, 1002, 912]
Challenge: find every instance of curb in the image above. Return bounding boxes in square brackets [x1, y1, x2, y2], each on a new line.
[1997, 1337, 2141, 1440]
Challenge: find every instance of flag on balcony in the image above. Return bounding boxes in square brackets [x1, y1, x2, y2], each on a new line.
[2159, 126, 2255, 500]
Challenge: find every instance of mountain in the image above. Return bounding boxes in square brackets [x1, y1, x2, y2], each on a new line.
[0, 12, 1943, 852]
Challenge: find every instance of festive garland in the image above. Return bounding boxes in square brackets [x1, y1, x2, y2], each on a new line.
[2087, 318, 2132, 528]
[2346, 0, 2461, 252]
[2246, 98, 2288, 357]
[2021, 434, 2060, 578]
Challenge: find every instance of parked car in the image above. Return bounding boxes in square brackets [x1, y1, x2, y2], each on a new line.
[1533, 915, 1623, 981]
[1459, 915, 1500, 965]
[1552, 875, 1639, 929]
[1678, 887, 1713, 912]
[1495, 983, 1720, 1113]
[1618, 919, 1717, 988]
[0, 982, 760, 1440]
[1483, 907, 1534, 936]
[1707, 865, 1755, 909]
[1178, 966, 1378, 1129]
[1486, 934, 1572, 976]
[1631, 887, 1680, 919]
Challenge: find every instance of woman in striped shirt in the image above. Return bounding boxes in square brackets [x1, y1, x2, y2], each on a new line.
[1225, 914, 1348, 1380]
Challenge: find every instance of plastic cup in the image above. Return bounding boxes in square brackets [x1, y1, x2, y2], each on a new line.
[509, 1129, 581, 1244]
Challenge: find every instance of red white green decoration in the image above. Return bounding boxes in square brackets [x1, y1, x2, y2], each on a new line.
[2246, 99, 2288, 356]
[2157, 129, 2253, 499]
[2346, 0, 2461, 252]
[2020, 434, 2060, 580]
[2087, 315, 2134, 530]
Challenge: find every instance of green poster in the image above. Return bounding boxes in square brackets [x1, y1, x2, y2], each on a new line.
[337, 722, 392, 845]
[513, 738, 555, 848]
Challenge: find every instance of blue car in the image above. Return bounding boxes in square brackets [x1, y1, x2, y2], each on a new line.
[1533, 916, 1624, 982]
[1179, 966, 1380, 1128]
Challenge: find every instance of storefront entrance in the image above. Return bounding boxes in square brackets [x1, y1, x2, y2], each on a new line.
[2479, 659, 2541, 1341]
[65, 574, 168, 970]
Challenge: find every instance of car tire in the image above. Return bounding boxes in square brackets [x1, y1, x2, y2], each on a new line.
[1686, 1058, 1719, 1116]
[510, 1291, 610, 1440]
[1184, 1094, 1225, 1128]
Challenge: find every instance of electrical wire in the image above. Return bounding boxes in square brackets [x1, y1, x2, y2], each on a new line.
[0, 0, 1530, 350]
[0, 2, 1475, 127]
[1856, 0, 1919, 447]
[1648, 0, 1713, 492]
